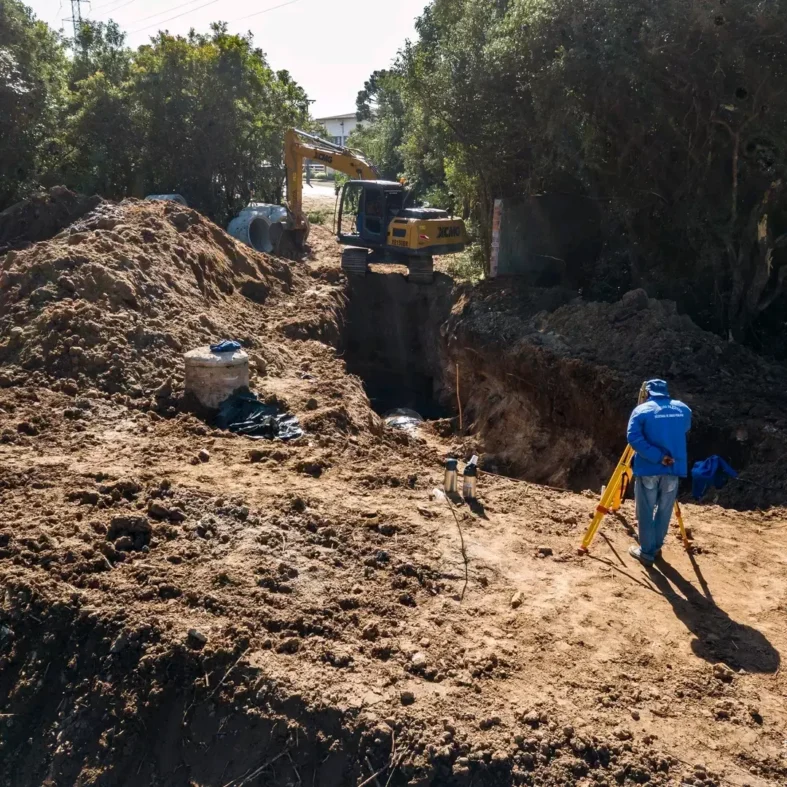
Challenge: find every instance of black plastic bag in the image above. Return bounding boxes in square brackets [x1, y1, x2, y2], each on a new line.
[215, 391, 303, 441]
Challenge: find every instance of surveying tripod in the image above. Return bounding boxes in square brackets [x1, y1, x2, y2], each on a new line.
[578, 383, 692, 555]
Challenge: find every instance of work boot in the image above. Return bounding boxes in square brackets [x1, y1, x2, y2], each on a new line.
[634, 534, 662, 560]
[629, 545, 654, 567]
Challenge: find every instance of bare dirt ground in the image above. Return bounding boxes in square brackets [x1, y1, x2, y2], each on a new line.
[0, 194, 786, 787]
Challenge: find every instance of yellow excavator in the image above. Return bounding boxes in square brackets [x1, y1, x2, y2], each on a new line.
[284, 128, 467, 283]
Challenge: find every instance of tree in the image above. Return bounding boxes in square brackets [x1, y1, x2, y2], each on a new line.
[2, 5, 314, 227]
[366, 0, 787, 348]
[131, 24, 312, 224]
[350, 70, 406, 180]
[60, 21, 139, 199]
[0, 0, 68, 211]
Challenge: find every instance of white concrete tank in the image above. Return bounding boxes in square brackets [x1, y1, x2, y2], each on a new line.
[184, 346, 249, 410]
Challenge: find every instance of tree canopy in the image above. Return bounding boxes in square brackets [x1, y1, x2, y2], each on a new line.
[357, 0, 787, 352]
[0, 2, 312, 225]
[0, 0, 68, 209]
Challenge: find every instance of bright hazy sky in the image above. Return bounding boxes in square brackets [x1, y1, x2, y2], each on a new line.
[25, 0, 428, 117]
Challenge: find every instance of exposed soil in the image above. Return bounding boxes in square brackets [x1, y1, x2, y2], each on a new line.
[445, 285, 787, 509]
[1, 196, 786, 787]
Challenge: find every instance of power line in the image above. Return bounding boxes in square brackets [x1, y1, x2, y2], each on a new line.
[93, 0, 140, 17]
[230, 0, 299, 24]
[88, 0, 127, 12]
[51, 0, 64, 28]
[127, 0, 223, 34]
[128, 0, 300, 35]
[123, 0, 211, 28]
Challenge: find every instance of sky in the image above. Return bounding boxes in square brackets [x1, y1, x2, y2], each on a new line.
[25, 0, 428, 117]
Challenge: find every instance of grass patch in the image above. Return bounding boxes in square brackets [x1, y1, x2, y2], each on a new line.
[443, 245, 486, 283]
[307, 209, 333, 226]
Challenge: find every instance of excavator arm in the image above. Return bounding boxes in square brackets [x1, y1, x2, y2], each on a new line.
[285, 128, 378, 234]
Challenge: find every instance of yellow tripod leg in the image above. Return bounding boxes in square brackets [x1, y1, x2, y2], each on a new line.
[674, 502, 692, 552]
[579, 446, 634, 553]
[610, 468, 631, 512]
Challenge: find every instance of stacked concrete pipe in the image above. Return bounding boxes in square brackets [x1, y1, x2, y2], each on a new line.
[227, 204, 289, 254]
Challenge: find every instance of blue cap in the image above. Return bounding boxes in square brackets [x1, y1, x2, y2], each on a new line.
[645, 379, 670, 398]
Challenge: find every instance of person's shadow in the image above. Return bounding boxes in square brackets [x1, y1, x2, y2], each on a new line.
[646, 558, 780, 674]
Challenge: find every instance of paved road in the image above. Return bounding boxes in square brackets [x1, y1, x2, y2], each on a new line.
[304, 181, 338, 198]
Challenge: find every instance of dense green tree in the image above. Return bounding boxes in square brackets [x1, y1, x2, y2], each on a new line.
[132, 25, 311, 223]
[60, 21, 139, 199]
[1, 4, 312, 226]
[0, 0, 68, 209]
[350, 70, 407, 181]
[358, 0, 787, 348]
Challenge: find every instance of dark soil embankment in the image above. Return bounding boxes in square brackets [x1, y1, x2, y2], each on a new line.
[0, 186, 102, 253]
[0, 576, 351, 787]
[444, 285, 787, 509]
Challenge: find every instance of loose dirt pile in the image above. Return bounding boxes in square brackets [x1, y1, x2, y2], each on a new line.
[1, 196, 786, 787]
[0, 197, 295, 394]
[447, 285, 787, 508]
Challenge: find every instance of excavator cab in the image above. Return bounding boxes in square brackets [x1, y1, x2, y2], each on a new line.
[337, 181, 404, 247]
[337, 179, 466, 283]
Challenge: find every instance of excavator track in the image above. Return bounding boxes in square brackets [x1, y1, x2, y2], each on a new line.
[407, 257, 434, 284]
[341, 247, 370, 276]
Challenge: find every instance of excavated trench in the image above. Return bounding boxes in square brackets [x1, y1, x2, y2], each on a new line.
[340, 272, 456, 423]
[339, 273, 630, 493]
[339, 275, 782, 509]
[340, 274, 621, 493]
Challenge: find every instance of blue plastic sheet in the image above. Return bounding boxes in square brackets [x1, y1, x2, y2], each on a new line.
[210, 340, 242, 353]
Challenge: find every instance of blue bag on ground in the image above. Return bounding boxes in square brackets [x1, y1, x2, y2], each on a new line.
[691, 455, 738, 500]
[210, 340, 242, 353]
[215, 391, 303, 441]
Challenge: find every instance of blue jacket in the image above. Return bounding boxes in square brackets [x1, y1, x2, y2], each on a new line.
[691, 456, 737, 500]
[627, 380, 692, 478]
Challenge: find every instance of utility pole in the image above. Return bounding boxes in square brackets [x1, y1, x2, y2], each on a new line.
[69, 0, 84, 41]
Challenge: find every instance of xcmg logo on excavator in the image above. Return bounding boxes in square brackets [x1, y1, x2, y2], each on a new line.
[438, 226, 462, 239]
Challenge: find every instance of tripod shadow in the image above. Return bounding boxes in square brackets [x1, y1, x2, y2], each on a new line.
[646, 559, 780, 674]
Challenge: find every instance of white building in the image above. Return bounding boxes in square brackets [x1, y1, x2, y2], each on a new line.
[315, 112, 360, 148]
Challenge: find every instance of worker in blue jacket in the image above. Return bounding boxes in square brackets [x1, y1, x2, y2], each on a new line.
[626, 379, 692, 567]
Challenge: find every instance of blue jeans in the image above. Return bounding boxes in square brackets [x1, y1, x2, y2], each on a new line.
[635, 476, 679, 561]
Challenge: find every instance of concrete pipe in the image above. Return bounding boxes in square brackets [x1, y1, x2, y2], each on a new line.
[227, 204, 290, 254]
[145, 194, 188, 206]
[227, 212, 283, 254]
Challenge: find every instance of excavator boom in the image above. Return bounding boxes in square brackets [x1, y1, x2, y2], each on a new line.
[285, 128, 378, 233]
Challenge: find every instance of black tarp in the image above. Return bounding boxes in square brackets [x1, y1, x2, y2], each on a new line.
[215, 391, 303, 440]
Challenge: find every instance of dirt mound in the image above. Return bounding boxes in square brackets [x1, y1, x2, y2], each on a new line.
[447, 286, 787, 508]
[0, 198, 303, 397]
[1, 222, 786, 785]
[0, 186, 102, 253]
